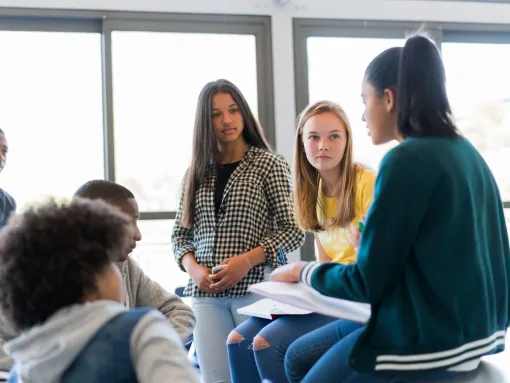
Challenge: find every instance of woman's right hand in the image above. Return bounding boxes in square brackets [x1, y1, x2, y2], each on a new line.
[350, 227, 361, 250]
[188, 263, 216, 294]
[350, 214, 366, 251]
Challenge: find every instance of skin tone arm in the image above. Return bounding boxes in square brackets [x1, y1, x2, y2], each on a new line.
[271, 223, 365, 284]
[315, 234, 332, 263]
[181, 253, 216, 295]
[209, 247, 266, 291]
[270, 261, 307, 283]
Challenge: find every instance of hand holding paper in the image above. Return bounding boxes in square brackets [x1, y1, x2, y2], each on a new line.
[269, 261, 307, 283]
[248, 281, 371, 324]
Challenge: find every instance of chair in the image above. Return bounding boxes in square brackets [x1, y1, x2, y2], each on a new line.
[175, 286, 185, 297]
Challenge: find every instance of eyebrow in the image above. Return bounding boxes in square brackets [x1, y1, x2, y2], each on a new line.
[126, 212, 139, 221]
[212, 103, 237, 111]
[306, 129, 343, 134]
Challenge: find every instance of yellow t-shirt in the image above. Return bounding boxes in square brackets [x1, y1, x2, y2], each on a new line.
[316, 167, 376, 264]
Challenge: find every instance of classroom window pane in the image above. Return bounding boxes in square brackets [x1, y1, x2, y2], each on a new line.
[111, 32, 258, 212]
[307, 37, 405, 171]
[129, 219, 190, 297]
[442, 42, 510, 201]
[0, 31, 104, 210]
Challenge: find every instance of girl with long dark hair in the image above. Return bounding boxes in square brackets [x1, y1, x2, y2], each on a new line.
[172, 79, 304, 383]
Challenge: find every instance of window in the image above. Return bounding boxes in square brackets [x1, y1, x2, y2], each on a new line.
[103, 15, 274, 293]
[0, 11, 274, 295]
[295, 23, 410, 260]
[305, 36, 405, 260]
[294, 19, 510, 260]
[442, 41, 510, 201]
[111, 31, 258, 212]
[130, 220, 189, 294]
[307, 36, 403, 171]
[0, 30, 104, 210]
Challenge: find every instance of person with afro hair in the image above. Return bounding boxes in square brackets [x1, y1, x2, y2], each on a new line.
[0, 199, 199, 383]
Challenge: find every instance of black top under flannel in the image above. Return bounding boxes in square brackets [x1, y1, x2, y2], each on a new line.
[214, 161, 240, 216]
[172, 146, 305, 297]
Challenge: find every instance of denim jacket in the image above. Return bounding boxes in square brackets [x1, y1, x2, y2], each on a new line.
[5, 301, 199, 383]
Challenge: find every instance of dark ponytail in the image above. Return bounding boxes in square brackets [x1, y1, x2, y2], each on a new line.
[397, 34, 459, 138]
[364, 33, 460, 139]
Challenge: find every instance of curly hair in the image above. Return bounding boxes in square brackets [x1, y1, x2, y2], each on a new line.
[0, 198, 131, 333]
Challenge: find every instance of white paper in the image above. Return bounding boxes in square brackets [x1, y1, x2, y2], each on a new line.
[237, 298, 312, 319]
[248, 281, 371, 324]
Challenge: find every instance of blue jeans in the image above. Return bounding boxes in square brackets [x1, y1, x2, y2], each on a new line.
[191, 294, 261, 383]
[227, 313, 336, 383]
[285, 319, 468, 383]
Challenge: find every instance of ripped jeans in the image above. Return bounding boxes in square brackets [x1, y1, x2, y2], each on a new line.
[226, 314, 336, 383]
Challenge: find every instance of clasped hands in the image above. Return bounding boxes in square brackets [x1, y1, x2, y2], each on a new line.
[190, 255, 251, 294]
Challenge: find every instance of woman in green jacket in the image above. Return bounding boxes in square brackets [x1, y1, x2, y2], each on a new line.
[272, 33, 510, 383]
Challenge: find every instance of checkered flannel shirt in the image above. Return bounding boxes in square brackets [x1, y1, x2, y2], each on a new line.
[172, 146, 305, 297]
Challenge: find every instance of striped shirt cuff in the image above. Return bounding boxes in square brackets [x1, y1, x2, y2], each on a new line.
[300, 262, 321, 286]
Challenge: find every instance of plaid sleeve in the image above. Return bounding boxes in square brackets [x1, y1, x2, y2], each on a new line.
[260, 156, 305, 269]
[171, 173, 196, 272]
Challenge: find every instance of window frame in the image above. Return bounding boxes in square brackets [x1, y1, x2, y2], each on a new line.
[294, 18, 510, 260]
[0, 8, 275, 222]
[426, 0, 510, 3]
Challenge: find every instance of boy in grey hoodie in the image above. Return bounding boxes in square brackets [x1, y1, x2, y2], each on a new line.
[0, 198, 199, 383]
[0, 181, 195, 373]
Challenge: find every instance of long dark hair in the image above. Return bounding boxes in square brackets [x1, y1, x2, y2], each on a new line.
[180, 79, 272, 227]
[364, 33, 460, 139]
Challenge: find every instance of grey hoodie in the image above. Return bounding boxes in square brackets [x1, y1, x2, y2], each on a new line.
[0, 257, 195, 372]
[118, 257, 195, 341]
[3, 301, 199, 383]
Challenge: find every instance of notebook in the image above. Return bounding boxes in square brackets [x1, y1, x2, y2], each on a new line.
[237, 298, 313, 320]
[248, 281, 371, 324]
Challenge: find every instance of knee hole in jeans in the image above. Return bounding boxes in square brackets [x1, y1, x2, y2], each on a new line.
[226, 330, 245, 345]
[253, 335, 271, 351]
